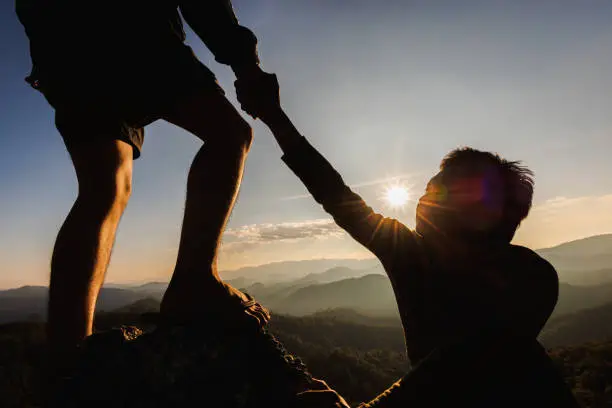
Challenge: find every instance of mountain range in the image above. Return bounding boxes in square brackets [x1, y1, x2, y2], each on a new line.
[219, 258, 383, 285]
[217, 233, 612, 286]
[535, 234, 612, 285]
[1, 234, 611, 324]
[2, 274, 611, 325]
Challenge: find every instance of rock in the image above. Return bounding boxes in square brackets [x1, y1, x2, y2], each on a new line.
[50, 323, 317, 408]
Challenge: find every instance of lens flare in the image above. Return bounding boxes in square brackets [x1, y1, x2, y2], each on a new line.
[385, 185, 410, 208]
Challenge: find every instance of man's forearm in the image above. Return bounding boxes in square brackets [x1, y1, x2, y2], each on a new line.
[179, 0, 259, 70]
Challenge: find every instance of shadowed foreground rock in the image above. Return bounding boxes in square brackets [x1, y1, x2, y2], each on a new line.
[50, 324, 317, 408]
[48, 324, 581, 408]
[2, 315, 607, 407]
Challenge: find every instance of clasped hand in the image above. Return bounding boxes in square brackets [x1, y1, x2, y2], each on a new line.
[234, 69, 281, 122]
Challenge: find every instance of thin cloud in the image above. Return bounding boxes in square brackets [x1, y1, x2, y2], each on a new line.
[225, 218, 343, 241]
[221, 218, 346, 254]
[514, 194, 612, 249]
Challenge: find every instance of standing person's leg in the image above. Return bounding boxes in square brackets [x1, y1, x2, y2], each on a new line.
[48, 131, 134, 376]
[158, 88, 265, 322]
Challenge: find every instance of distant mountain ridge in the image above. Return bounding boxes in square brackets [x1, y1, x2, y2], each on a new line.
[537, 234, 612, 258]
[294, 266, 380, 284]
[216, 234, 612, 286]
[555, 282, 612, 316]
[0, 286, 147, 324]
[540, 301, 612, 348]
[3, 285, 610, 351]
[219, 258, 383, 284]
[0, 265, 385, 323]
[2, 275, 612, 324]
[2, 233, 611, 323]
[535, 234, 612, 284]
[272, 274, 398, 316]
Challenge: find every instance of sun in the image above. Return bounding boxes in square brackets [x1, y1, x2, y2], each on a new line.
[385, 185, 411, 208]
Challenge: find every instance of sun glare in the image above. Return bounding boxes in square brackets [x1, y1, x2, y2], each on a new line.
[385, 185, 410, 208]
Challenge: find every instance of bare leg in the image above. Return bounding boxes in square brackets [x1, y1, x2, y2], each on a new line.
[47, 139, 133, 374]
[159, 90, 257, 320]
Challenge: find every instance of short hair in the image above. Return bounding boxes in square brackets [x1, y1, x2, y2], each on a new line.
[440, 147, 534, 242]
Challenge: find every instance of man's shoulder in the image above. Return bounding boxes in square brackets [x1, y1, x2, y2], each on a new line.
[506, 244, 558, 282]
[392, 228, 427, 263]
[507, 244, 554, 266]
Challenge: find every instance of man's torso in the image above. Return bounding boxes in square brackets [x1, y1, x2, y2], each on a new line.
[388, 240, 554, 364]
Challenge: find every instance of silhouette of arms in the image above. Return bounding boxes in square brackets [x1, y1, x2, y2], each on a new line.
[178, 0, 259, 74]
[236, 74, 416, 268]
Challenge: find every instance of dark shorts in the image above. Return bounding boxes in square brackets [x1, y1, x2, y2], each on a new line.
[21, 2, 220, 160]
[32, 47, 224, 160]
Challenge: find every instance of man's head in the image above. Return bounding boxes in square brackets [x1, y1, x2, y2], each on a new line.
[416, 148, 534, 247]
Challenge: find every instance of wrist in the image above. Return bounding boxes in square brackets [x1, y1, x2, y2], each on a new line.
[264, 110, 304, 152]
[232, 63, 262, 79]
[262, 108, 289, 129]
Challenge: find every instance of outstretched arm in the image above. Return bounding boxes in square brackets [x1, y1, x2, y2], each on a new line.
[178, 0, 260, 77]
[236, 74, 416, 268]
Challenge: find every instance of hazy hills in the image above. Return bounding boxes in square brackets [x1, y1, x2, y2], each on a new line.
[5, 285, 608, 353]
[219, 258, 383, 285]
[238, 235, 612, 318]
[255, 274, 399, 316]
[1, 233, 611, 324]
[540, 301, 612, 348]
[0, 286, 147, 324]
[224, 233, 612, 286]
[536, 234, 612, 285]
[222, 233, 612, 286]
[0, 235, 609, 407]
[4, 274, 609, 326]
[537, 234, 612, 259]
[555, 282, 612, 316]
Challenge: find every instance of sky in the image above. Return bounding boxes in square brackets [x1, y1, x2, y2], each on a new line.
[1, 0, 611, 288]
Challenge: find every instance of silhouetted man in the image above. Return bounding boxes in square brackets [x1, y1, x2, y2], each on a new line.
[16, 0, 269, 382]
[236, 73, 580, 407]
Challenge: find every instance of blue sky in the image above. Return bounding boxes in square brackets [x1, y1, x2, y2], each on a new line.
[1, 0, 611, 288]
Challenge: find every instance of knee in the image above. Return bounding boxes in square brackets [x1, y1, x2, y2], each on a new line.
[239, 122, 254, 151]
[215, 118, 253, 152]
[77, 162, 132, 214]
[230, 119, 253, 151]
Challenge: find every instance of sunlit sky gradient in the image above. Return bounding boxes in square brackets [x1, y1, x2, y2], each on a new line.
[1, 1, 611, 288]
